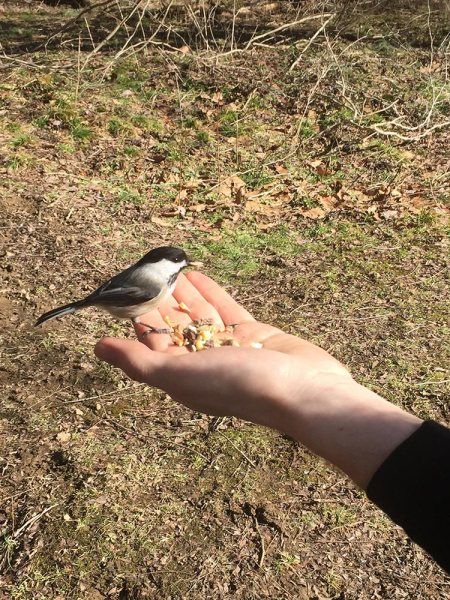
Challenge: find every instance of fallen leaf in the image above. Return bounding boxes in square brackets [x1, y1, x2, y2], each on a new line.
[244, 200, 262, 212]
[190, 203, 206, 212]
[302, 206, 326, 219]
[257, 222, 278, 231]
[318, 195, 336, 210]
[217, 176, 246, 200]
[57, 432, 71, 443]
[175, 189, 187, 202]
[381, 209, 398, 220]
[185, 178, 202, 190]
[275, 163, 288, 175]
[151, 216, 174, 227]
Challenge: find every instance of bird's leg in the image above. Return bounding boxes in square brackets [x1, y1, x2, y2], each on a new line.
[131, 317, 171, 335]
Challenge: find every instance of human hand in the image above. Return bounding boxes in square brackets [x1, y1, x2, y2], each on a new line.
[95, 271, 352, 436]
[95, 271, 421, 488]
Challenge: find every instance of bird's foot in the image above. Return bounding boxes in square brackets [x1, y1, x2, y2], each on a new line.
[139, 324, 172, 337]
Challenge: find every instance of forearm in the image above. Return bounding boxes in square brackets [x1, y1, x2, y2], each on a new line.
[285, 378, 422, 489]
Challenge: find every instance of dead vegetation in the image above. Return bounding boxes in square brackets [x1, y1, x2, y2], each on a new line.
[0, 1, 449, 598]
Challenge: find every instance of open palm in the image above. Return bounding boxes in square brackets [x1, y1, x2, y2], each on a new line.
[134, 271, 347, 373]
[95, 272, 351, 429]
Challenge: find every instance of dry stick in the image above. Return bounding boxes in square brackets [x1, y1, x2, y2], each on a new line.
[42, 0, 117, 50]
[101, 0, 175, 74]
[369, 120, 450, 141]
[11, 503, 59, 540]
[414, 379, 450, 387]
[75, 33, 82, 104]
[252, 516, 266, 569]
[230, 0, 237, 53]
[218, 432, 257, 468]
[187, 4, 210, 51]
[245, 14, 333, 50]
[0, 54, 43, 70]
[289, 13, 335, 71]
[328, 18, 450, 141]
[212, 13, 332, 59]
[108, 0, 152, 62]
[84, 15, 96, 50]
[81, 0, 142, 69]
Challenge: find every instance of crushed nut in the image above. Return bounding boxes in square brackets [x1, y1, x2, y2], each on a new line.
[164, 317, 242, 352]
[178, 302, 191, 313]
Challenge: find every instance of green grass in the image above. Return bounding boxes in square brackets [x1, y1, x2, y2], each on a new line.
[70, 119, 92, 140]
[219, 109, 239, 137]
[240, 162, 273, 188]
[10, 132, 31, 148]
[116, 185, 144, 205]
[108, 117, 128, 136]
[189, 224, 302, 280]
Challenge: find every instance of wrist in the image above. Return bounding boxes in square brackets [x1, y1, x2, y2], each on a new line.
[282, 376, 422, 489]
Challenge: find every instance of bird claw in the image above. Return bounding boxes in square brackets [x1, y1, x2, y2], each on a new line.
[139, 325, 172, 338]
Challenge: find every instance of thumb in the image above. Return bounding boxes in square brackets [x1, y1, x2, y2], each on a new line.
[95, 337, 168, 385]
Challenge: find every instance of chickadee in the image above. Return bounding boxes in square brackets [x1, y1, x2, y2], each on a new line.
[35, 246, 196, 331]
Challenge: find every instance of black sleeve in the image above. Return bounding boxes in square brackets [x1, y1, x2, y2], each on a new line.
[367, 420, 450, 573]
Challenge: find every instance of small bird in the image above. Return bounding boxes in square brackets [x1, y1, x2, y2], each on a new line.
[35, 246, 194, 332]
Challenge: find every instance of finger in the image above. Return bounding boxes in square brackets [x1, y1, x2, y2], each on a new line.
[95, 337, 167, 384]
[157, 292, 192, 329]
[133, 310, 171, 352]
[186, 271, 255, 326]
[172, 273, 224, 327]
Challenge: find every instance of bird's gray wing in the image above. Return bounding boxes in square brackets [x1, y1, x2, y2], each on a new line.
[83, 271, 161, 307]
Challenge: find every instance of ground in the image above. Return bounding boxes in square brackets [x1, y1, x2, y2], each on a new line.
[0, 2, 449, 598]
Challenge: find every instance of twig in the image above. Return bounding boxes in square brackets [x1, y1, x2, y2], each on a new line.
[41, 0, 117, 50]
[0, 54, 44, 70]
[82, 0, 142, 68]
[100, 0, 175, 74]
[253, 516, 266, 569]
[212, 14, 333, 60]
[414, 379, 450, 386]
[218, 432, 257, 468]
[11, 503, 59, 540]
[289, 13, 335, 71]
[245, 14, 332, 50]
[369, 119, 450, 141]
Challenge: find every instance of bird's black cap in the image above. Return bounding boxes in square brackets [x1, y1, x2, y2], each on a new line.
[139, 246, 188, 265]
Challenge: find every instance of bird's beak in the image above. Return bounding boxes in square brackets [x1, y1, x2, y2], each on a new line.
[188, 259, 203, 268]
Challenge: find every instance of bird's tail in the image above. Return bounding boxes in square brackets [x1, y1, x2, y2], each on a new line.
[35, 300, 84, 327]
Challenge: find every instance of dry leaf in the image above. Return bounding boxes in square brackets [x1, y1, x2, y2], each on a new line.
[244, 200, 262, 212]
[190, 203, 206, 212]
[217, 176, 246, 199]
[151, 216, 174, 227]
[257, 222, 278, 231]
[308, 159, 329, 176]
[318, 195, 335, 210]
[381, 209, 398, 220]
[175, 189, 187, 202]
[302, 206, 326, 219]
[275, 163, 288, 175]
[185, 178, 201, 190]
[57, 432, 71, 443]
